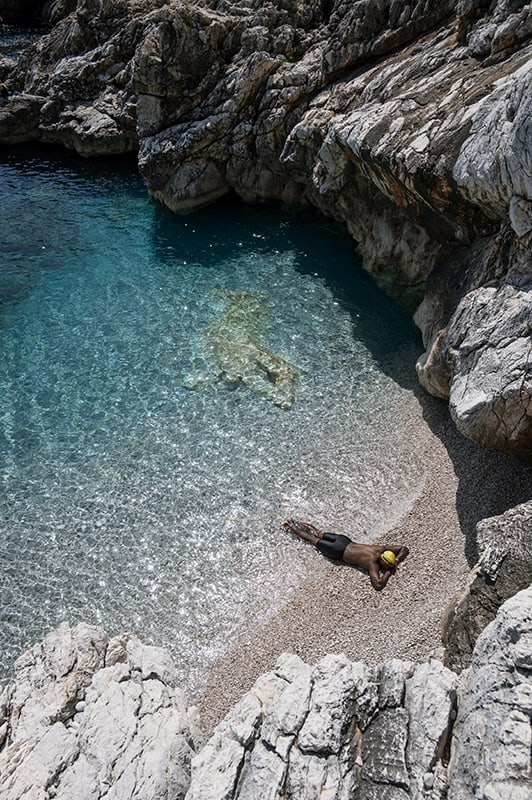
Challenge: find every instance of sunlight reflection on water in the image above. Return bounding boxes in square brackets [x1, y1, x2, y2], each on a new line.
[0, 146, 423, 693]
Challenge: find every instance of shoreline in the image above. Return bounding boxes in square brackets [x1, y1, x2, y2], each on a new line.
[192, 397, 531, 736]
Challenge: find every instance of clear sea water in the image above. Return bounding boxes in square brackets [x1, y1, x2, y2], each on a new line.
[0, 144, 424, 692]
[0, 25, 42, 59]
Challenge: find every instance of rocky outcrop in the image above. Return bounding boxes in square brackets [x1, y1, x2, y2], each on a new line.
[0, 622, 201, 800]
[447, 585, 532, 800]
[2, 588, 530, 800]
[0, 0, 530, 461]
[442, 498, 532, 673]
[186, 653, 457, 800]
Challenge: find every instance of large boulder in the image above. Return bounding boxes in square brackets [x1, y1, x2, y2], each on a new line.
[2, 590, 531, 800]
[442, 499, 532, 673]
[447, 584, 532, 800]
[0, 622, 201, 800]
[186, 652, 457, 800]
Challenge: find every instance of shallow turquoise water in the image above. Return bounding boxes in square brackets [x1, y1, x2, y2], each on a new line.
[0, 145, 423, 691]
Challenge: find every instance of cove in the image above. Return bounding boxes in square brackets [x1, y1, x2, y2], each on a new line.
[0, 145, 423, 692]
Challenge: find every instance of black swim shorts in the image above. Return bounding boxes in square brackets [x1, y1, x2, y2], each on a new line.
[316, 533, 352, 561]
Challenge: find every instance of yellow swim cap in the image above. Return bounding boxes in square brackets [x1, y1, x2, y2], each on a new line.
[380, 550, 396, 567]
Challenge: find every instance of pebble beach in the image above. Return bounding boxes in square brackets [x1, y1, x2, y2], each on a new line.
[194, 394, 532, 735]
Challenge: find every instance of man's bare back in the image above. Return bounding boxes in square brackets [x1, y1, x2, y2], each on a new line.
[281, 518, 409, 591]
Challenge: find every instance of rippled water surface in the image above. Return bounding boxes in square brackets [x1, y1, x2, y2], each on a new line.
[0, 25, 42, 59]
[0, 145, 423, 690]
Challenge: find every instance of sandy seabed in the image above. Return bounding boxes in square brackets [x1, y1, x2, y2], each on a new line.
[192, 395, 531, 736]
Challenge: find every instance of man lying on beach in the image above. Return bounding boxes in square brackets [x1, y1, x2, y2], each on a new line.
[281, 517, 409, 591]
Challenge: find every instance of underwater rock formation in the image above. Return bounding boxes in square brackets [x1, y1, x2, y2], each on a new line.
[0, 0, 530, 459]
[184, 290, 298, 409]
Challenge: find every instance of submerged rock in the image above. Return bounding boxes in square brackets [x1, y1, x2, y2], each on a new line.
[0, 1, 530, 457]
[184, 289, 298, 409]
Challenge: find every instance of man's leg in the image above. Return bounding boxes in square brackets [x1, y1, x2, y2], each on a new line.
[282, 518, 323, 543]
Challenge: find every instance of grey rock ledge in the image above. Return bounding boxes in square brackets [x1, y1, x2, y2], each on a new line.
[1, 585, 531, 799]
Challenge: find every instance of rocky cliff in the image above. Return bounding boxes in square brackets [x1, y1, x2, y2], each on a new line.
[1, 586, 530, 799]
[0, 624, 203, 800]
[0, 0, 530, 461]
[442, 498, 532, 673]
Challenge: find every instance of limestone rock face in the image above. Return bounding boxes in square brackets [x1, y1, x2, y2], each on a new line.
[0, 622, 201, 800]
[186, 653, 457, 800]
[447, 585, 532, 800]
[185, 588, 532, 799]
[2, 595, 531, 800]
[185, 584, 532, 800]
[443, 499, 532, 673]
[0, 0, 530, 460]
[416, 230, 532, 460]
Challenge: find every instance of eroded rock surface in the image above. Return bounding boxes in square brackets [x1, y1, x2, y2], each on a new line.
[447, 584, 532, 800]
[0, 1, 530, 459]
[0, 622, 201, 800]
[2, 590, 531, 799]
[443, 498, 532, 673]
[186, 586, 532, 799]
[186, 653, 457, 800]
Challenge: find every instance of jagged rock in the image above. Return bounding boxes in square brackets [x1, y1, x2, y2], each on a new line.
[442, 499, 532, 673]
[0, 1, 530, 458]
[0, 622, 201, 800]
[458, 0, 532, 60]
[42, 0, 77, 25]
[0, 92, 43, 141]
[0, 56, 15, 82]
[416, 230, 532, 460]
[2, 593, 531, 800]
[447, 584, 532, 800]
[186, 652, 456, 800]
[185, 589, 532, 799]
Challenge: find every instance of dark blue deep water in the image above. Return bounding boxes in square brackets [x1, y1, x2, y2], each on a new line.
[0, 145, 423, 691]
